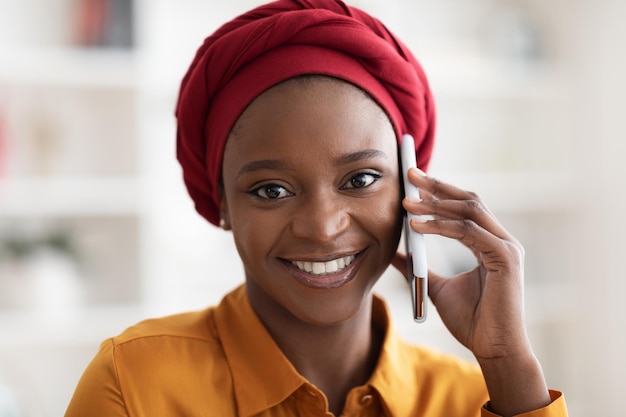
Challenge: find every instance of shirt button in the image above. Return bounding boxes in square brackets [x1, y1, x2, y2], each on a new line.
[360, 394, 373, 405]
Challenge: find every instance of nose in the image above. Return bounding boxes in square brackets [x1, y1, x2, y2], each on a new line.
[290, 192, 350, 243]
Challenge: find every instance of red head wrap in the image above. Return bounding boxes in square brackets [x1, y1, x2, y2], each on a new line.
[176, 0, 436, 226]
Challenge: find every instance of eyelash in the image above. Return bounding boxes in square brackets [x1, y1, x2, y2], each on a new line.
[340, 171, 382, 190]
[249, 171, 382, 200]
[249, 183, 293, 200]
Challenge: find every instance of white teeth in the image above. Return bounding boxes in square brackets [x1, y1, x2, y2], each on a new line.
[312, 262, 325, 274]
[325, 260, 339, 273]
[291, 255, 356, 275]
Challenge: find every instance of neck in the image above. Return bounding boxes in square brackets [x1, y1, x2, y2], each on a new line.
[280, 303, 378, 383]
[247, 284, 383, 415]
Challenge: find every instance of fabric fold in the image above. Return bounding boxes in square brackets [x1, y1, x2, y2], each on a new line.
[176, 0, 436, 226]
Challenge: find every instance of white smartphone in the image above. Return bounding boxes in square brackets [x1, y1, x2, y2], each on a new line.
[400, 134, 428, 323]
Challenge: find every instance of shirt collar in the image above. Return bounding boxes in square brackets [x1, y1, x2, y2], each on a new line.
[214, 285, 417, 417]
[214, 285, 306, 417]
[368, 295, 420, 416]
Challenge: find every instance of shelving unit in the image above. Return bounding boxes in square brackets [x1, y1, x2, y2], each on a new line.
[0, 47, 136, 88]
[0, 178, 141, 216]
[0, 2, 143, 414]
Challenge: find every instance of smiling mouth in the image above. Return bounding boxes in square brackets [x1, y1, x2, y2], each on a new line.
[291, 254, 356, 276]
[284, 252, 363, 289]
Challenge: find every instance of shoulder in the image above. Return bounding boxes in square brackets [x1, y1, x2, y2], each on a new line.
[106, 307, 227, 377]
[112, 307, 218, 346]
[96, 307, 227, 380]
[67, 288, 250, 415]
[65, 309, 221, 416]
[93, 307, 233, 411]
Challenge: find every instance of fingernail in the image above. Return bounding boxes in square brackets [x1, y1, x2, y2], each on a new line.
[410, 216, 428, 224]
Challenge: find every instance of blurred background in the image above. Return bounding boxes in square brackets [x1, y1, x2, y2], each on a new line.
[0, 0, 624, 415]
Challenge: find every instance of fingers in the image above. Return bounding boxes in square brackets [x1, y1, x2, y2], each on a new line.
[403, 169, 524, 272]
[408, 168, 474, 202]
[404, 197, 511, 242]
[405, 168, 512, 240]
[414, 218, 523, 274]
[408, 168, 497, 217]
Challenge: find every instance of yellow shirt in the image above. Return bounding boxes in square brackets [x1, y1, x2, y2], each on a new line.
[65, 285, 567, 416]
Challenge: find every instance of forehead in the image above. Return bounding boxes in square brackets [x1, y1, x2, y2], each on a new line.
[224, 76, 397, 159]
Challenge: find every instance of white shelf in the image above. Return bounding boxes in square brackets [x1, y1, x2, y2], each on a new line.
[0, 177, 143, 217]
[0, 47, 137, 89]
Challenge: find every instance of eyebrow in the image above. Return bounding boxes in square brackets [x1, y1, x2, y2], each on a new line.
[236, 160, 293, 180]
[335, 149, 389, 165]
[235, 149, 389, 180]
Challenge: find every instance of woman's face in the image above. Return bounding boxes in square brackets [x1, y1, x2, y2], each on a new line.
[221, 77, 402, 326]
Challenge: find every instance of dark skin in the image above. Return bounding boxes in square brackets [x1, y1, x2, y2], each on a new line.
[220, 76, 400, 414]
[393, 170, 551, 416]
[220, 76, 551, 416]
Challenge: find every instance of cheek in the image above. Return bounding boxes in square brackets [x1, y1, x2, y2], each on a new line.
[228, 202, 291, 277]
[365, 185, 403, 248]
[231, 213, 276, 256]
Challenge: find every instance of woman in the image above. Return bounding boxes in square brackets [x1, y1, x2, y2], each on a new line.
[66, 1, 568, 416]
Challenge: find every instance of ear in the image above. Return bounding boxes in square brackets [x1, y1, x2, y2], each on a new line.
[218, 184, 232, 231]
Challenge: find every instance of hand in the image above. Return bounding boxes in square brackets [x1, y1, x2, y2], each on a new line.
[392, 168, 553, 415]
[392, 168, 530, 361]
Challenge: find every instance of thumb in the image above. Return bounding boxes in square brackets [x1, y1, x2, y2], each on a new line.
[427, 269, 446, 305]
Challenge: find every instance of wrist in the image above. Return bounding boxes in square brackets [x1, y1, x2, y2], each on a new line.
[478, 352, 551, 417]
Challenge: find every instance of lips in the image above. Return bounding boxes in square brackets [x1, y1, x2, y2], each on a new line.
[283, 251, 364, 289]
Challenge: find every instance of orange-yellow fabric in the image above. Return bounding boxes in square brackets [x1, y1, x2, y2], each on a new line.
[65, 285, 567, 416]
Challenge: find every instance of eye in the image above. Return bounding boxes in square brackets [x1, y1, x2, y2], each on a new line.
[250, 183, 293, 200]
[342, 172, 381, 190]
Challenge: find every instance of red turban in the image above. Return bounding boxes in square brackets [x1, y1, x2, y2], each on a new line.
[176, 0, 436, 226]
